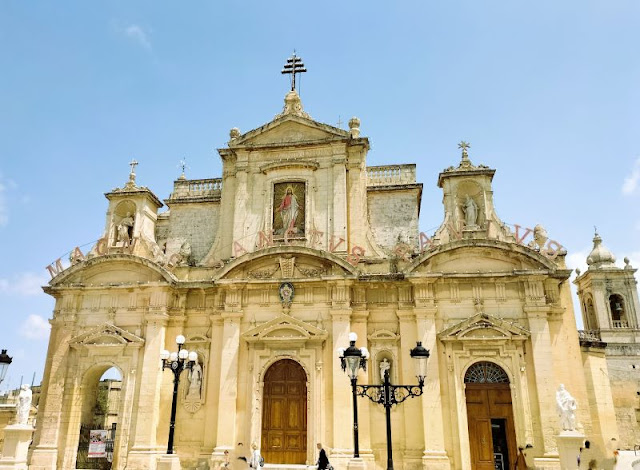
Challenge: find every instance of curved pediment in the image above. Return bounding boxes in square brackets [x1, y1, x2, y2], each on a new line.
[48, 254, 177, 287]
[439, 313, 529, 342]
[70, 323, 144, 349]
[407, 240, 559, 275]
[215, 246, 357, 281]
[243, 314, 328, 345]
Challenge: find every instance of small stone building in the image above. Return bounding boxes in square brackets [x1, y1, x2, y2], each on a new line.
[29, 89, 638, 470]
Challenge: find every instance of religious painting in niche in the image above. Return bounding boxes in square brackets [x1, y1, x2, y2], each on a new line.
[273, 182, 306, 239]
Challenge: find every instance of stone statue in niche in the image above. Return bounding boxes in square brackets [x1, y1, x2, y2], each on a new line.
[16, 384, 32, 425]
[556, 384, 577, 431]
[462, 195, 478, 227]
[116, 212, 135, 245]
[379, 358, 391, 382]
[187, 361, 203, 400]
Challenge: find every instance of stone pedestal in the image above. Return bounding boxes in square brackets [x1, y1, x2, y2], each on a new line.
[0, 424, 34, 470]
[347, 457, 367, 470]
[157, 454, 181, 470]
[557, 431, 585, 470]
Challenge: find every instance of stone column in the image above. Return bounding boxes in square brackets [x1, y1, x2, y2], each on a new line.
[126, 312, 169, 469]
[415, 307, 450, 470]
[29, 312, 75, 470]
[527, 308, 560, 462]
[212, 311, 242, 458]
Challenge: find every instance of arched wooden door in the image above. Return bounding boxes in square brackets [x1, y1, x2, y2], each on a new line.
[465, 362, 517, 470]
[261, 359, 307, 464]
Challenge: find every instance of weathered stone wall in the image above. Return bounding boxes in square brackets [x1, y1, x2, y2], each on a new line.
[165, 203, 219, 263]
[367, 188, 420, 250]
[606, 349, 640, 449]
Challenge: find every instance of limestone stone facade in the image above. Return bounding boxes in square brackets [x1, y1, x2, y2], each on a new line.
[30, 90, 636, 470]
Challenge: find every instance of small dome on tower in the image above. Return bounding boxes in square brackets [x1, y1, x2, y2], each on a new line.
[586, 231, 617, 269]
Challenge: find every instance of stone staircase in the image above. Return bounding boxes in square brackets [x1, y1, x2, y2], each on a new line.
[262, 464, 315, 470]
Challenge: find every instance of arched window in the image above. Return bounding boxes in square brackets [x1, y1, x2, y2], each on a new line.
[585, 296, 597, 330]
[464, 361, 509, 384]
[609, 294, 628, 328]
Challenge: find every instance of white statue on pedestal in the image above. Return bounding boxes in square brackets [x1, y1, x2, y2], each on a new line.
[556, 384, 577, 431]
[16, 384, 32, 425]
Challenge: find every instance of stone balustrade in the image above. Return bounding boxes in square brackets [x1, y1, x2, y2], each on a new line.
[367, 164, 416, 186]
[612, 320, 630, 329]
[168, 178, 223, 201]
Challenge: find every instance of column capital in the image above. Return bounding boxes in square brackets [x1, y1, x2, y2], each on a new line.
[144, 312, 169, 327]
[330, 309, 352, 323]
[396, 309, 416, 322]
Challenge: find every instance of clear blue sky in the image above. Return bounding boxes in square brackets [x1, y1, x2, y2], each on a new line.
[0, 1, 638, 390]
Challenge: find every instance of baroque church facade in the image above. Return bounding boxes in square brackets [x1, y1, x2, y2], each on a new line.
[30, 87, 640, 470]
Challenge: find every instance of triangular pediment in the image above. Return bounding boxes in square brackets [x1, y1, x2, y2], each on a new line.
[232, 115, 349, 147]
[70, 323, 145, 348]
[438, 313, 529, 342]
[242, 314, 328, 345]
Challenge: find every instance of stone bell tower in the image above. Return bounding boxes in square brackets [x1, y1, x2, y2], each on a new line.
[574, 231, 640, 339]
[103, 160, 163, 251]
[574, 232, 640, 447]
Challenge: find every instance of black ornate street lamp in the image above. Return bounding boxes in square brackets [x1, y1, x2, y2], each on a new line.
[337, 332, 370, 458]
[160, 335, 197, 455]
[340, 335, 430, 470]
[0, 350, 12, 386]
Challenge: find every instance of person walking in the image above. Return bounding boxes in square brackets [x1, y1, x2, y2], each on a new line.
[317, 443, 330, 470]
[249, 443, 263, 469]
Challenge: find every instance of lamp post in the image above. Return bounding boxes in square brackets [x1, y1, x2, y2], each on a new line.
[337, 333, 370, 458]
[0, 349, 12, 386]
[160, 335, 197, 455]
[339, 335, 430, 470]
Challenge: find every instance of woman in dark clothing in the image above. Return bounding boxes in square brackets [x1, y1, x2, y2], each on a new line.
[317, 443, 330, 470]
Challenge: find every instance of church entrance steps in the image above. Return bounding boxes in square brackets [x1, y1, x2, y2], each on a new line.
[262, 464, 314, 470]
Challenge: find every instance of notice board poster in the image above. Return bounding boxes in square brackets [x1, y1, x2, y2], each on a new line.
[88, 430, 108, 458]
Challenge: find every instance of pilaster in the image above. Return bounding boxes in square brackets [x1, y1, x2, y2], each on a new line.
[415, 307, 450, 470]
[213, 311, 243, 455]
[526, 308, 559, 458]
[29, 311, 76, 470]
[127, 312, 169, 469]
[330, 309, 353, 463]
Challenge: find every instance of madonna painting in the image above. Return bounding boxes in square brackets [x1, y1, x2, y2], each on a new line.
[273, 182, 305, 239]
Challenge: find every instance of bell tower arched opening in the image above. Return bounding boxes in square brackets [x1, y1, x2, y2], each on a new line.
[464, 361, 517, 470]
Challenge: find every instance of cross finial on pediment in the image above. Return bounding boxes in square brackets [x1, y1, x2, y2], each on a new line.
[281, 51, 307, 92]
[178, 158, 189, 180]
[458, 141, 470, 160]
[125, 159, 139, 189]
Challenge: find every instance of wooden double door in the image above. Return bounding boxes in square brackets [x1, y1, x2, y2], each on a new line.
[466, 384, 517, 470]
[261, 359, 307, 464]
